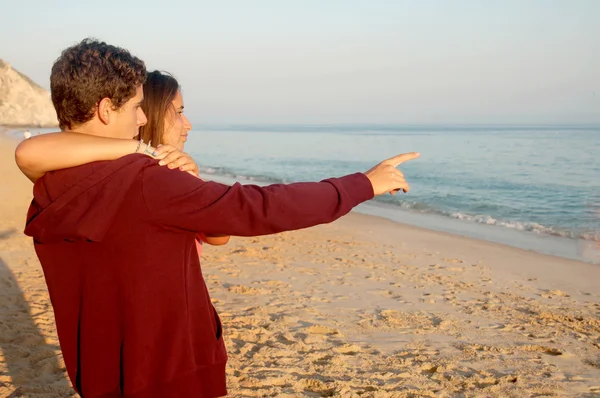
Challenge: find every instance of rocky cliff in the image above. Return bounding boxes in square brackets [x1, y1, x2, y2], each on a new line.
[0, 59, 58, 127]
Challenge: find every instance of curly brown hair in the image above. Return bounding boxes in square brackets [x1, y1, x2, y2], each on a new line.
[50, 38, 147, 130]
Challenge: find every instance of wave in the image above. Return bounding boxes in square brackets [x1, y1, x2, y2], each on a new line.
[200, 166, 287, 184]
[449, 212, 598, 241]
[378, 200, 599, 242]
[369, 196, 598, 242]
[199, 166, 599, 243]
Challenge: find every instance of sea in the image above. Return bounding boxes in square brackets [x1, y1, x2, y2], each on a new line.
[8, 124, 600, 264]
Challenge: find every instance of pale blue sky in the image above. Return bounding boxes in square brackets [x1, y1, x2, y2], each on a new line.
[1, 1, 598, 124]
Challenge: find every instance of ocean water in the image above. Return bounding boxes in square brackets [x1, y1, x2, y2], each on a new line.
[184, 124, 600, 264]
[7, 125, 600, 263]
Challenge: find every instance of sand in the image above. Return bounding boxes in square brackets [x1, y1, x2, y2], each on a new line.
[1, 132, 599, 397]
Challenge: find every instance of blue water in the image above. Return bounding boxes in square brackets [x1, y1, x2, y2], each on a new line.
[184, 124, 600, 263]
[8, 125, 600, 263]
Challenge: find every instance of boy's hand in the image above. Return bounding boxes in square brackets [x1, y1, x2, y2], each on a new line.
[364, 152, 420, 195]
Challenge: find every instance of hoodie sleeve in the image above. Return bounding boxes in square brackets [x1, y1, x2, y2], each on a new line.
[141, 164, 374, 236]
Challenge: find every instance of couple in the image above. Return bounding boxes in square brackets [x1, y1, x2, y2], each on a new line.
[15, 38, 419, 398]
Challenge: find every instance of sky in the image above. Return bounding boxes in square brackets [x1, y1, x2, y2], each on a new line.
[1, 0, 598, 125]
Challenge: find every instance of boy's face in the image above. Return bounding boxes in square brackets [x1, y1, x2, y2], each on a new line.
[110, 85, 147, 139]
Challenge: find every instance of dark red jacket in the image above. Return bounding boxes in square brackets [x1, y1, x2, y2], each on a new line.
[24, 154, 374, 397]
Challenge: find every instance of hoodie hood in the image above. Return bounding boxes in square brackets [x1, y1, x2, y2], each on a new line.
[25, 154, 155, 243]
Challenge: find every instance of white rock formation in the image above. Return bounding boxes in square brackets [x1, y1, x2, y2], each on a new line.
[0, 59, 58, 127]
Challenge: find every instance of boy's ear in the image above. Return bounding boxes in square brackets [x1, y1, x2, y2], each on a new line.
[97, 98, 113, 125]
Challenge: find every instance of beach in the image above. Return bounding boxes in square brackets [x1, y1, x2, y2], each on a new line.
[1, 133, 599, 397]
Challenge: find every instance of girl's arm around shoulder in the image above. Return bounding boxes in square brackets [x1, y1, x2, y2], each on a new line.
[15, 132, 141, 182]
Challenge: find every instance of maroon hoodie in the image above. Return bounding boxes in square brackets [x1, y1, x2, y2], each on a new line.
[24, 153, 374, 398]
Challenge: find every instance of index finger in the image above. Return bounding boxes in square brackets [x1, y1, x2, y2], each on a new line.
[386, 152, 420, 167]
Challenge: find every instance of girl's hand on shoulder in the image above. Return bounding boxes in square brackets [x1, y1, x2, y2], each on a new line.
[151, 144, 199, 177]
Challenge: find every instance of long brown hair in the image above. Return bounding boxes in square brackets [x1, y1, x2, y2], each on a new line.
[138, 71, 180, 145]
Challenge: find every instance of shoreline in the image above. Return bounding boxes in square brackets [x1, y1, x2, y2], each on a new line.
[2, 130, 594, 281]
[4, 127, 598, 265]
[203, 172, 599, 266]
[355, 201, 599, 265]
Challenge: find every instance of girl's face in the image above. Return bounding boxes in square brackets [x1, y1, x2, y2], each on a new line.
[162, 90, 192, 150]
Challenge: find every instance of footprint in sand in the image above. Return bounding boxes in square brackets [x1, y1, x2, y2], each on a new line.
[309, 296, 331, 303]
[443, 258, 464, 264]
[520, 345, 563, 356]
[227, 284, 266, 295]
[583, 358, 600, 369]
[539, 289, 570, 299]
[256, 280, 291, 289]
[294, 379, 335, 396]
[311, 353, 333, 365]
[218, 267, 240, 277]
[429, 264, 445, 269]
[27, 348, 59, 364]
[419, 293, 437, 304]
[37, 356, 66, 375]
[15, 332, 44, 347]
[419, 362, 439, 374]
[376, 289, 402, 300]
[305, 325, 340, 335]
[333, 344, 361, 355]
